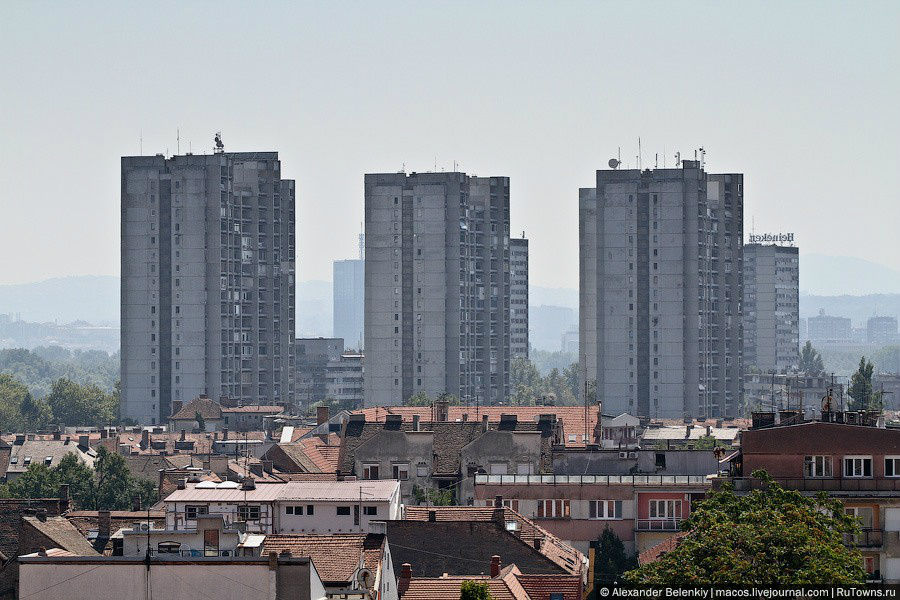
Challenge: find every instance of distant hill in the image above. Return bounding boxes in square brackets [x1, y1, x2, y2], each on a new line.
[0, 276, 119, 325]
[800, 254, 900, 295]
[800, 293, 900, 328]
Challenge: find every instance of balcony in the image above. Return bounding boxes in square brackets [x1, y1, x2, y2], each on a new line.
[728, 477, 900, 493]
[636, 518, 683, 532]
[844, 528, 883, 548]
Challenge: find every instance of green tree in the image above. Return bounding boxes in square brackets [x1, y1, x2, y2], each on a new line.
[405, 391, 431, 407]
[460, 580, 491, 600]
[54, 452, 95, 508]
[624, 471, 866, 585]
[46, 378, 117, 426]
[412, 484, 454, 506]
[799, 341, 825, 376]
[693, 435, 723, 450]
[3, 463, 61, 499]
[847, 357, 881, 411]
[0, 373, 30, 431]
[594, 528, 638, 586]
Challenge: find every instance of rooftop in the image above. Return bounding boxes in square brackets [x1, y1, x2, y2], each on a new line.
[261, 533, 384, 586]
[163, 480, 399, 503]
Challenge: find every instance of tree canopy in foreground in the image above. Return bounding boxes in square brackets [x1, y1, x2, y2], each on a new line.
[624, 471, 866, 585]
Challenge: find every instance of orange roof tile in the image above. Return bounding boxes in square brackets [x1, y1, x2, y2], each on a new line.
[262, 533, 384, 586]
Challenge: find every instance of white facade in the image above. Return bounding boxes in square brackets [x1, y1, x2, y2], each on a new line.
[163, 481, 402, 535]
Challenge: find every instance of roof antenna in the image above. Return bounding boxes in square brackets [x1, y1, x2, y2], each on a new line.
[177, 128, 180, 155]
[139, 130, 143, 156]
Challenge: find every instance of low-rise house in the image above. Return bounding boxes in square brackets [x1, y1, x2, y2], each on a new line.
[389, 506, 584, 600]
[339, 412, 553, 505]
[598, 413, 642, 449]
[0, 506, 96, 599]
[719, 410, 900, 582]
[112, 513, 256, 558]
[169, 395, 225, 431]
[353, 402, 600, 448]
[474, 473, 710, 555]
[5, 434, 95, 481]
[263, 532, 395, 599]
[261, 433, 341, 475]
[163, 480, 401, 535]
[66, 509, 166, 553]
[223, 405, 285, 432]
[398, 563, 532, 600]
[18, 552, 328, 600]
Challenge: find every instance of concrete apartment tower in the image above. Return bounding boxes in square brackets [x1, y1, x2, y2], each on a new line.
[579, 160, 743, 419]
[743, 243, 799, 373]
[510, 236, 529, 359]
[364, 172, 511, 407]
[121, 150, 296, 424]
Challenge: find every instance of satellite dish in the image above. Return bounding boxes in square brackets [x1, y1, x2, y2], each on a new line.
[608, 158, 620, 169]
[357, 568, 373, 587]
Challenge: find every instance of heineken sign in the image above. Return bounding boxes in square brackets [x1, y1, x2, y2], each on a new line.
[748, 232, 794, 244]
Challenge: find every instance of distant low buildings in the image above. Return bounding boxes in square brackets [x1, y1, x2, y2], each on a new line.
[296, 338, 345, 409]
[807, 309, 852, 343]
[868, 316, 899, 345]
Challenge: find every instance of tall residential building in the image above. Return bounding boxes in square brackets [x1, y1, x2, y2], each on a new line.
[579, 160, 743, 419]
[807, 310, 851, 343]
[742, 243, 799, 373]
[510, 236, 529, 359]
[333, 259, 365, 350]
[364, 172, 511, 407]
[295, 337, 344, 407]
[326, 351, 365, 407]
[121, 151, 296, 424]
[867, 315, 899, 344]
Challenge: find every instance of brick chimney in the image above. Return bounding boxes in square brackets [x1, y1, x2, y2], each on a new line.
[141, 430, 150, 450]
[490, 555, 501, 577]
[317, 405, 330, 426]
[132, 494, 142, 512]
[435, 399, 449, 422]
[481, 414, 489, 432]
[58, 484, 70, 513]
[398, 563, 412, 596]
[180, 429, 186, 441]
[98, 510, 111, 540]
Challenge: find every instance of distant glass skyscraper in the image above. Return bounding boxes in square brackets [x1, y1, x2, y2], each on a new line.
[333, 258, 365, 350]
[580, 160, 743, 419]
[121, 151, 296, 424]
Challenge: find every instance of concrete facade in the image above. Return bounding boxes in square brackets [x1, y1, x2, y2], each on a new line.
[333, 259, 365, 351]
[325, 352, 364, 407]
[510, 237, 529, 359]
[121, 152, 295, 424]
[364, 172, 511, 406]
[868, 316, 899, 345]
[295, 338, 344, 408]
[807, 309, 852, 343]
[743, 243, 799, 373]
[579, 161, 743, 419]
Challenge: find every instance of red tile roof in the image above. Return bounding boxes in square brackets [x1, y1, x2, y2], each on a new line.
[170, 396, 223, 421]
[222, 405, 284, 414]
[355, 405, 599, 447]
[402, 506, 585, 577]
[401, 574, 531, 600]
[262, 533, 384, 586]
[638, 531, 689, 565]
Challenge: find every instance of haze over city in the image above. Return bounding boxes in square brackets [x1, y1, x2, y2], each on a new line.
[2, 0, 899, 291]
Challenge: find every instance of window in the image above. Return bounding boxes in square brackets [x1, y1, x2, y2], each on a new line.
[537, 499, 570, 519]
[803, 455, 832, 478]
[307, 505, 314, 516]
[502, 499, 519, 512]
[362, 463, 380, 480]
[185, 505, 209, 520]
[157, 542, 181, 555]
[363, 506, 378, 516]
[489, 462, 508, 475]
[887, 456, 900, 477]
[589, 500, 623, 520]
[648, 500, 681, 520]
[844, 456, 872, 478]
[237, 505, 260, 521]
[337, 506, 351, 516]
[392, 463, 409, 480]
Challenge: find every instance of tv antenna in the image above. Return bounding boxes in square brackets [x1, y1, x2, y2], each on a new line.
[214, 132, 225, 154]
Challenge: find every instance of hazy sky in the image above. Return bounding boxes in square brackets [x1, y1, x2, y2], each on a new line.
[2, 1, 898, 289]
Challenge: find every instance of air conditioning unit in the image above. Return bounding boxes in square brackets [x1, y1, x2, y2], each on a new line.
[628, 452, 638, 459]
[619, 452, 628, 459]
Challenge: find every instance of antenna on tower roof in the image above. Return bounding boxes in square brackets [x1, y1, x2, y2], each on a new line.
[214, 132, 224, 153]
[177, 128, 180, 155]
